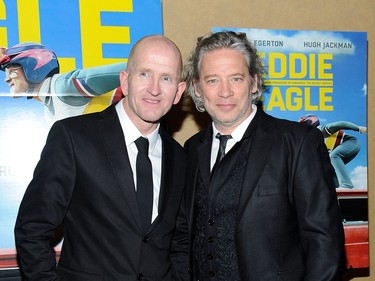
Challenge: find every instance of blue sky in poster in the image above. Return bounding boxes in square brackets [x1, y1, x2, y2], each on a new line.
[0, 0, 163, 250]
[213, 27, 367, 189]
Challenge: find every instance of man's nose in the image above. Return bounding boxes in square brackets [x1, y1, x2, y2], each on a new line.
[148, 77, 162, 96]
[218, 81, 233, 98]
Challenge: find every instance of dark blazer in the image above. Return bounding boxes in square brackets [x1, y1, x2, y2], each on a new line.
[15, 104, 186, 281]
[172, 109, 345, 281]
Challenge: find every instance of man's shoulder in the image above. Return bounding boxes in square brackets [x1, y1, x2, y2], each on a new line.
[51, 104, 117, 134]
[184, 129, 206, 147]
[160, 128, 185, 153]
[260, 110, 312, 132]
[254, 111, 322, 145]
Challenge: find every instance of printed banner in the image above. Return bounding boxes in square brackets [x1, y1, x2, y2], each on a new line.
[0, 0, 163, 267]
[213, 27, 368, 190]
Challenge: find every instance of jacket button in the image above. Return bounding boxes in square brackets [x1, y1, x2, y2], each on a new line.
[137, 273, 144, 280]
[208, 219, 214, 226]
[207, 253, 213, 260]
[209, 270, 215, 277]
[207, 236, 213, 243]
[143, 236, 149, 242]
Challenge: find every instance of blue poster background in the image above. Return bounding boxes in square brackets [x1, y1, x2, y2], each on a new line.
[0, 0, 163, 251]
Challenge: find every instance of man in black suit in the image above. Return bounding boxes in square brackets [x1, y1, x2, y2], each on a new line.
[15, 35, 187, 280]
[172, 31, 345, 280]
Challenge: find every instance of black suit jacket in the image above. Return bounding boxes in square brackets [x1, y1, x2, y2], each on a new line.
[15, 104, 186, 281]
[172, 109, 345, 281]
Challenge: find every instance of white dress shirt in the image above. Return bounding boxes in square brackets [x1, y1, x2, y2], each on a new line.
[116, 100, 162, 223]
[211, 104, 257, 171]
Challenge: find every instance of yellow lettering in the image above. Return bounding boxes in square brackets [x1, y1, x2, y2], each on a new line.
[267, 52, 333, 80]
[309, 54, 316, 79]
[258, 51, 265, 59]
[318, 54, 333, 79]
[266, 87, 286, 111]
[266, 87, 334, 112]
[0, 1, 7, 46]
[79, 0, 132, 67]
[319, 88, 333, 110]
[269, 53, 287, 79]
[289, 53, 307, 79]
[286, 87, 303, 111]
[58, 58, 77, 73]
[304, 88, 318, 111]
[17, 0, 41, 42]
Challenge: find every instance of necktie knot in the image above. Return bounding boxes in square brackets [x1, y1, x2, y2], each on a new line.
[216, 133, 232, 146]
[212, 133, 232, 175]
[135, 137, 149, 153]
[216, 133, 232, 161]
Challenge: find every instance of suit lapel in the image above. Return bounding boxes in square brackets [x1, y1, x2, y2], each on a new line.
[96, 105, 142, 231]
[185, 127, 212, 228]
[196, 127, 213, 190]
[236, 110, 277, 223]
[150, 128, 172, 228]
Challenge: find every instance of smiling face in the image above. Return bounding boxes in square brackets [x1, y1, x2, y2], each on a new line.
[121, 36, 186, 135]
[4, 65, 29, 97]
[194, 48, 258, 134]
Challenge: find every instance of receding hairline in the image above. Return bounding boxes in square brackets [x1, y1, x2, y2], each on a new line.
[126, 34, 183, 76]
[128, 35, 181, 63]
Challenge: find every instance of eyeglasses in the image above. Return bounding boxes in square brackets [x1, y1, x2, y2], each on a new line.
[5, 67, 22, 78]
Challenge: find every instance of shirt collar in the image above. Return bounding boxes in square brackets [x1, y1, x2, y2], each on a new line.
[212, 104, 257, 142]
[116, 99, 160, 150]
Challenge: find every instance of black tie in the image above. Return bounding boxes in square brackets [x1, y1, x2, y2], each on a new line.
[212, 133, 232, 175]
[135, 137, 153, 233]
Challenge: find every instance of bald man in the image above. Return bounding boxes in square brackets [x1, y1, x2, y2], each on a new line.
[15, 35, 187, 281]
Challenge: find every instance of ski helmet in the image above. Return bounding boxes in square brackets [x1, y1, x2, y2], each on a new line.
[0, 42, 59, 84]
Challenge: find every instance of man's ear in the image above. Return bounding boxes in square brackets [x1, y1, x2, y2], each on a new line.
[251, 74, 258, 93]
[173, 81, 186, 105]
[119, 71, 128, 96]
[193, 80, 202, 97]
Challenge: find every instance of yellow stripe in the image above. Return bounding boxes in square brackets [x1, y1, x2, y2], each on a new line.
[83, 90, 114, 114]
[18, 0, 41, 42]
